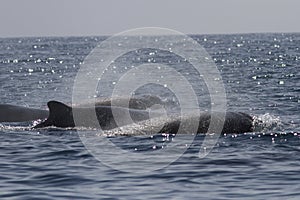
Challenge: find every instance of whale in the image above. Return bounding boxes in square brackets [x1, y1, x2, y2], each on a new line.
[158, 112, 253, 134]
[34, 101, 155, 129]
[84, 95, 164, 110]
[0, 104, 49, 122]
[0, 95, 164, 123]
[34, 101, 253, 134]
[105, 111, 253, 135]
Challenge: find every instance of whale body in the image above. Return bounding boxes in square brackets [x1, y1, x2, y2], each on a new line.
[0, 104, 49, 122]
[34, 101, 253, 134]
[158, 112, 253, 134]
[34, 101, 153, 129]
[0, 95, 163, 123]
[105, 112, 253, 135]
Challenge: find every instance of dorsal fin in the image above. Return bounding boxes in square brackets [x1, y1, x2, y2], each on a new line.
[47, 101, 74, 127]
[34, 101, 74, 128]
[47, 101, 72, 117]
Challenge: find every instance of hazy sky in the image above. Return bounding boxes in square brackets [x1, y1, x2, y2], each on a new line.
[0, 0, 299, 37]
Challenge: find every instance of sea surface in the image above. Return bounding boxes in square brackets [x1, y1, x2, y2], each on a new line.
[0, 33, 299, 199]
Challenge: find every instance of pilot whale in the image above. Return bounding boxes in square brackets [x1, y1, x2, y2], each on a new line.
[34, 101, 253, 134]
[0, 104, 49, 122]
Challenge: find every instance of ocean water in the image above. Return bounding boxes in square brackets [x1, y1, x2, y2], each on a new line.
[0, 33, 299, 199]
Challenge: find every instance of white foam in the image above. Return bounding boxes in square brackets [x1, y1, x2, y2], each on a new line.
[252, 113, 283, 132]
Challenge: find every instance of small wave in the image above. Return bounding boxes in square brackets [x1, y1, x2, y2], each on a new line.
[0, 122, 33, 132]
[252, 113, 283, 132]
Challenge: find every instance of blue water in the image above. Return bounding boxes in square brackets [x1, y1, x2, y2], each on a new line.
[0, 33, 299, 199]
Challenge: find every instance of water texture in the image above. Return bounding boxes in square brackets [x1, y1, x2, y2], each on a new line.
[0, 33, 299, 199]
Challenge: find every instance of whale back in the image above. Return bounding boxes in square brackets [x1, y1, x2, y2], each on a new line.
[34, 101, 152, 129]
[0, 104, 48, 122]
[33, 101, 253, 134]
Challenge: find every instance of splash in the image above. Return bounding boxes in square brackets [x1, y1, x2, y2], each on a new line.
[252, 113, 283, 132]
[0, 122, 33, 132]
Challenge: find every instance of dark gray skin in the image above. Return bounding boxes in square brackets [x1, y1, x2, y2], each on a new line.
[34, 101, 152, 129]
[159, 112, 253, 134]
[0, 104, 49, 122]
[34, 101, 253, 134]
[83, 95, 164, 110]
[0, 95, 162, 123]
